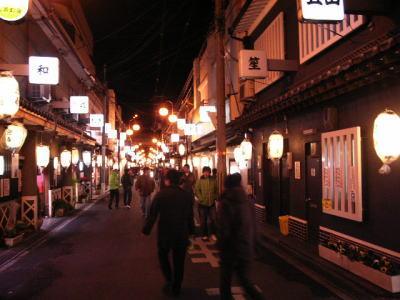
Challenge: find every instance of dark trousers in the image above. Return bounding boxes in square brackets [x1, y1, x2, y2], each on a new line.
[158, 241, 187, 292]
[123, 187, 132, 206]
[198, 204, 216, 236]
[220, 256, 264, 300]
[109, 189, 119, 208]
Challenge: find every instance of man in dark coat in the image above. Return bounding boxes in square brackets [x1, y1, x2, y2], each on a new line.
[217, 173, 264, 300]
[121, 168, 133, 208]
[142, 169, 195, 297]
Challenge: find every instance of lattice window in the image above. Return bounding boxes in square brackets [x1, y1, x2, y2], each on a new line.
[321, 127, 362, 221]
[254, 12, 285, 94]
[298, 14, 364, 64]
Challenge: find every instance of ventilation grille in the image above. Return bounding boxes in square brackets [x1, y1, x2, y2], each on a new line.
[289, 216, 308, 241]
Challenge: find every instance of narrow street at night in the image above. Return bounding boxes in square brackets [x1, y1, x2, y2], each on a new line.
[0, 192, 336, 300]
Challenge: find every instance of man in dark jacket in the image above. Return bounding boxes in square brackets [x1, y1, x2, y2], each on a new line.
[142, 169, 195, 297]
[217, 173, 264, 300]
[135, 167, 156, 217]
[121, 168, 133, 208]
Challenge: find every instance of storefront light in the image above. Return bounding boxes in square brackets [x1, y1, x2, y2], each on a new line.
[178, 144, 186, 156]
[71, 148, 79, 165]
[53, 156, 59, 170]
[36, 145, 50, 168]
[82, 151, 91, 167]
[0, 156, 4, 175]
[79, 161, 84, 172]
[3, 124, 27, 151]
[268, 131, 284, 159]
[60, 150, 72, 168]
[0, 72, 20, 118]
[373, 109, 400, 174]
[240, 134, 253, 161]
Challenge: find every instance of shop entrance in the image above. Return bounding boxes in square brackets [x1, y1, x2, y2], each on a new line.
[305, 142, 322, 244]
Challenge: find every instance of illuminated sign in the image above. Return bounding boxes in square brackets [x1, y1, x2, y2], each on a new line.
[199, 106, 217, 123]
[90, 114, 104, 127]
[29, 56, 59, 85]
[70, 96, 89, 114]
[239, 50, 267, 79]
[300, 0, 344, 22]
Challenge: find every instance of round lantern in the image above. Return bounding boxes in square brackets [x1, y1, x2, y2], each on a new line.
[373, 109, 400, 174]
[53, 156, 59, 170]
[178, 144, 186, 156]
[240, 134, 253, 161]
[0, 0, 29, 21]
[60, 150, 72, 168]
[4, 124, 27, 150]
[0, 155, 4, 175]
[71, 148, 80, 165]
[268, 131, 284, 159]
[36, 145, 50, 168]
[0, 72, 20, 118]
[82, 151, 91, 167]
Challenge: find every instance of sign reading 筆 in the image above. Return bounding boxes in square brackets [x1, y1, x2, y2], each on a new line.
[29, 56, 60, 85]
[239, 50, 267, 79]
[70, 96, 89, 114]
[300, 0, 344, 22]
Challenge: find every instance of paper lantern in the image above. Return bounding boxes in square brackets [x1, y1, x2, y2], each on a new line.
[268, 131, 284, 159]
[36, 145, 50, 168]
[53, 157, 59, 170]
[82, 151, 91, 167]
[79, 161, 84, 172]
[132, 124, 140, 131]
[178, 144, 186, 156]
[71, 148, 80, 165]
[240, 135, 253, 160]
[373, 109, 400, 174]
[60, 150, 72, 168]
[0, 72, 20, 118]
[0, 156, 4, 175]
[0, 0, 29, 22]
[96, 155, 102, 167]
[108, 158, 114, 167]
[4, 124, 27, 150]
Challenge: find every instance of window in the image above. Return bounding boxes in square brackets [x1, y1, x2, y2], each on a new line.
[254, 12, 285, 94]
[321, 127, 362, 221]
[298, 14, 364, 63]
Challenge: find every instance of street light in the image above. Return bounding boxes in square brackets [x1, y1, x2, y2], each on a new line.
[152, 138, 158, 144]
[126, 129, 134, 136]
[159, 107, 169, 117]
[168, 114, 178, 123]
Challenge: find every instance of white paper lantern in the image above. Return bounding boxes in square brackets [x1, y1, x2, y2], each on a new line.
[373, 109, 400, 174]
[82, 151, 91, 167]
[0, 72, 20, 118]
[36, 145, 50, 168]
[96, 155, 102, 167]
[178, 144, 186, 156]
[71, 148, 80, 165]
[240, 135, 253, 161]
[60, 150, 72, 168]
[4, 124, 27, 150]
[0, 156, 4, 175]
[268, 131, 284, 159]
[79, 161, 84, 172]
[0, 0, 29, 21]
[53, 156, 59, 170]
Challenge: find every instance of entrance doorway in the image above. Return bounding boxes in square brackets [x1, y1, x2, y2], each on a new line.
[305, 142, 322, 244]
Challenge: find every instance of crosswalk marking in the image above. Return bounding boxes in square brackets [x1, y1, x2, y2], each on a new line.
[188, 238, 219, 268]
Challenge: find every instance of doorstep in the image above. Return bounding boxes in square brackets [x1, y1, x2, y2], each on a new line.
[256, 223, 400, 300]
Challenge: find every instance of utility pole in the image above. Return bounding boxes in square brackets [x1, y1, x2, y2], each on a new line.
[215, 0, 227, 193]
[101, 64, 107, 194]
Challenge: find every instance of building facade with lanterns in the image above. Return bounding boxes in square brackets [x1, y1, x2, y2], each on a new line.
[0, 0, 117, 233]
[173, 0, 400, 293]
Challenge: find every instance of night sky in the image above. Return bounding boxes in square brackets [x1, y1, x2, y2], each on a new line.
[81, 0, 214, 133]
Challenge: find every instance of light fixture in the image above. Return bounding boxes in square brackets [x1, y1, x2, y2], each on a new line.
[0, 72, 20, 118]
[82, 151, 91, 167]
[108, 158, 114, 167]
[159, 107, 169, 117]
[168, 114, 178, 123]
[0, 156, 4, 175]
[36, 145, 50, 168]
[96, 155, 102, 167]
[0, 0, 29, 21]
[171, 133, 180, 143]
[53, 156, 59, 170]
[234, 147, 247, 170]
[3, 124, 27, 151]
[60, 150, 72, 168]
[177, 119, 186, 130]
[126, 129, 134, 136]
[178, 144, 186, 156]
[152, 138, 158, 144]
[373, 109, 400, 174]
[170, 158, 175, 166]
[240, 133, 253, 160]
[268, 131, 284, 159]
[79, 161, 84, 172]
[71, 148, 80, 165]
[132, 124, 140, 131]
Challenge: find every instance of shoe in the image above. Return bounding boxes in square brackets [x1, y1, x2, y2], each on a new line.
[201, 236, 208, 241]
[211, 234, 217, 241]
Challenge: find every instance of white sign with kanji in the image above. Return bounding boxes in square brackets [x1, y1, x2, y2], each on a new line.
[184, 124, 197, 136]
[70, 96, 89, 114]
[108, 129, 117, 139]
[300, 0, 344, 22]
[90, 114, 104, 127]
[29, 56, 59, 85]
[239, 50, 267, 79]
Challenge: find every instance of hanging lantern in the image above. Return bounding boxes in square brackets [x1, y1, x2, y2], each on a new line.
[71, 148, 80, 165]
[79, 161, 84, 172]
[82, 151, 91, 167]
[0, 155, 4, 175]
[373, 109, 400, 174]
[240, 134, 253, 161]
[268, 131, 284, 159]
[0, 0, 29, 22]
[36, 145, 50, 168]
[53, 156, 59, 170]
[96, 155, 102, 167]
[178, 144, 186, 156]
[171, 133, 180, 143]
[170, 158, 175, 166]
[60, 150, 72, 168]
[234, 147, 243, 164]
[3, 124, 27, 151]
[108, 158, 114, 167]
[0, 72, 20, 118]
[112, 162, 119, 170]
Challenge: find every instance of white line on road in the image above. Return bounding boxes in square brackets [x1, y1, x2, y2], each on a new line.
[188, 238, 220, 268]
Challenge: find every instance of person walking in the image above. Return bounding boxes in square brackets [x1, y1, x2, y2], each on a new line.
[135, 167, 156, 218]
[121, 168, 133, 208]
[217, 173, 264, 300]
[180, 164, 195, 195]
[142, 169, 194, 297]
[108, 168, 120, 210]
[194, 166, 218, 241]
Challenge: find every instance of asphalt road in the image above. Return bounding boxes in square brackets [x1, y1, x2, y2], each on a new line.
[0, 191, 337, 300]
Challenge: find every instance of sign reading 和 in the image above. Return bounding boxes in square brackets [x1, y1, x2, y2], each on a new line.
[29, 56, 60, 85]
[299, 0, 344, 22]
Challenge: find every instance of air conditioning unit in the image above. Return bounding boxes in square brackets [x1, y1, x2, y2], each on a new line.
[27, 84, 52, 102]
[239, 79, 255, 103]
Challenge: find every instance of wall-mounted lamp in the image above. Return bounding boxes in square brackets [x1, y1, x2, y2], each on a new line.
[268, 131, 284, 159]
